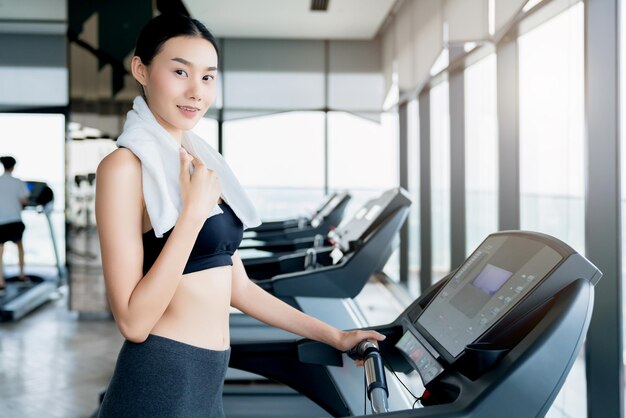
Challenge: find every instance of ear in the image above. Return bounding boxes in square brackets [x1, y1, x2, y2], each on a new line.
[130, 56, 148, 86]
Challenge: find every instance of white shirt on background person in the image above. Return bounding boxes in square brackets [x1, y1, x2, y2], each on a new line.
[0, 172, 30, 225]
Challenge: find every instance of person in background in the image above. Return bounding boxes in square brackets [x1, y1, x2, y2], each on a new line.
[0, 156, 30, 292]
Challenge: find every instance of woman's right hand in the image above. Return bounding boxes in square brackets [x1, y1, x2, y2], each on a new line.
[178, 147, 221, 224]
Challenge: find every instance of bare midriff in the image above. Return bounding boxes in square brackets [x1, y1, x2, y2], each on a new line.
[142, 198, 232, 351]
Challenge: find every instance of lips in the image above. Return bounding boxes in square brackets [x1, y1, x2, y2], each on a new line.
[177, 105, 202, 119]
[177, 105, 200, 112]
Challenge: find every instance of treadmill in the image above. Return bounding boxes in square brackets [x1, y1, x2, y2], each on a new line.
[238, 188, 412, 300]
[225, 188, 412, 410]
[0, 181, 64, 321]
[228, 231, 601, 417]
[242, 192, 351, 243]
[246, 192, 348, 234]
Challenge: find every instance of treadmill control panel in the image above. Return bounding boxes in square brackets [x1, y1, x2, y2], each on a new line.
[395, 331, 444, 385]
[416, 234, 563, 359]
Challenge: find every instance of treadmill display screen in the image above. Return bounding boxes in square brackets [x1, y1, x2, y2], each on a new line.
[416, 235, 563, 358]
[472, 264, 512, 296]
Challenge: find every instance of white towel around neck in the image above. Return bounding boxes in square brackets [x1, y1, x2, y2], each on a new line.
[116, 96, 261, 238]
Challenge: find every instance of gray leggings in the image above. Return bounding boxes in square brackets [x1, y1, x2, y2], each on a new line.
[98, 334, 231, 418]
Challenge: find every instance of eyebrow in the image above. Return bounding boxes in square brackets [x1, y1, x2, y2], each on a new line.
[171, 57, 217, 71]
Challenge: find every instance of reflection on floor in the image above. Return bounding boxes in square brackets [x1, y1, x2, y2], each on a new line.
[0, 276, 587, 418]
[0, 286, 122, 418]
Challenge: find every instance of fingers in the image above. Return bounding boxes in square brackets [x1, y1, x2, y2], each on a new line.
[360, 330, 386, 343]
[369, 331, 387, 342]
[179, 148, 193, 186]
[192, 154, 206, 169]
[185, 153, 214, 180]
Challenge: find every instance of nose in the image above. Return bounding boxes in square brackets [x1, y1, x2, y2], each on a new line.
[187, 79, 202, 102]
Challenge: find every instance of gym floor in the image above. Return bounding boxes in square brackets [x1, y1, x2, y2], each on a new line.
[0, 275, 583, 418]
[0, 285, 121, 418]
[0, 276, 406, 418]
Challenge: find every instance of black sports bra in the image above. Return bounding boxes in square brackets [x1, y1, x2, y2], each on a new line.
[142, 202, 244, 275]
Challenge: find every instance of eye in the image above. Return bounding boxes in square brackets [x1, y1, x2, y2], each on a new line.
[175, 69, 187, 77]
[203, 74, 216, 81]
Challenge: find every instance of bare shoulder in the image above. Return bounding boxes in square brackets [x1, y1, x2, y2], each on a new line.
[95, 147, 143, 230]
[97, 147, 141, 178]
[96, 148, 143, 201]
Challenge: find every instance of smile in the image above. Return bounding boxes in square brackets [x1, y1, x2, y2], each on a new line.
[177, 105, 200, 112]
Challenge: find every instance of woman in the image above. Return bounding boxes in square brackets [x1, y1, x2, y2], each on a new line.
[95, 13, 384, 417]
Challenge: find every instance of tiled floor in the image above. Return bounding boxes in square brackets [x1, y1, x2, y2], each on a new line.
[0, 286, 122, 418]
[0, 277, 407, 418]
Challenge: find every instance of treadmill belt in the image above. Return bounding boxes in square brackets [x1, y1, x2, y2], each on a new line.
[0, 279, 39, 304]
[224, 391, 329, 418]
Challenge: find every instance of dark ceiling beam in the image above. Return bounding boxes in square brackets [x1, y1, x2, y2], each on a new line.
[156, 0, 190, 16]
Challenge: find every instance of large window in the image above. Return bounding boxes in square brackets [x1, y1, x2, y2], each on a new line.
[0, 113, 65, 268]
[328, 111, 398, 215]
[328, 110, 399, 279]
[430, 81, 451, 282]
[223, 111, 325, 219]
[465, 54, 498, 255]
[519, 4, 585, 418]
[519, 4, 585, 255]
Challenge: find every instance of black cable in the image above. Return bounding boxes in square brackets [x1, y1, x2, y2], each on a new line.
[382, 355, 421, 402]
[361, 352, 425, 412]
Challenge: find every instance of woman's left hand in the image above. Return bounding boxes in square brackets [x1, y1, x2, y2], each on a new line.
[334, 329, 386, 353]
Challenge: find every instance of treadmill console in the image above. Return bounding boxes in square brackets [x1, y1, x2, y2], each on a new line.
[336, 188, 411, 252]
[311, 194, 342, 228]
[25, 181, 54, 207]
[395, 232, 580, 385]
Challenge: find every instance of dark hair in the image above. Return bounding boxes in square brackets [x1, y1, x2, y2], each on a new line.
[134, 13, 220, 66]
[0, 156, 16, 170]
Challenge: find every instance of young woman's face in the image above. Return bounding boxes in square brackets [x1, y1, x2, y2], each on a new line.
[139, 36, 218, 140]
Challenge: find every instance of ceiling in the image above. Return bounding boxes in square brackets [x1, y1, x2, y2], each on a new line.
[182, 0, 398, 40]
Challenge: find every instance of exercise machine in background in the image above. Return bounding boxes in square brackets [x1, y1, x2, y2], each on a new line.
[243, 192, 351, 243]
[0, 181, 66, 321]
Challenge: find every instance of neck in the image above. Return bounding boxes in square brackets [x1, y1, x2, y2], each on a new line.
[141, 96, 184, 145]
[171, 132, 183, 145]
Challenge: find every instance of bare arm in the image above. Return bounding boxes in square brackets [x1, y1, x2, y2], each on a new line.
[230, 251, 385, 351]
[95, 148, 214, 343]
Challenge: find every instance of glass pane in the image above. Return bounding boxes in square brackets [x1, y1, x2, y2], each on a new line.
[328, 111, 400, 280]
[519, 4, 585, 418]
[465, 53, 498, 255]
[328, 111, 398, 214]
[430, 81, 451, 282]
[223, 111, 325, 218]
[407, 99, 421, 295]
[0, 113, 65, 268]
[519, 4, 585, 255]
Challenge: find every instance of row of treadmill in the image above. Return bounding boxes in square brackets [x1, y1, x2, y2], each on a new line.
[94, 189, 602, 417]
